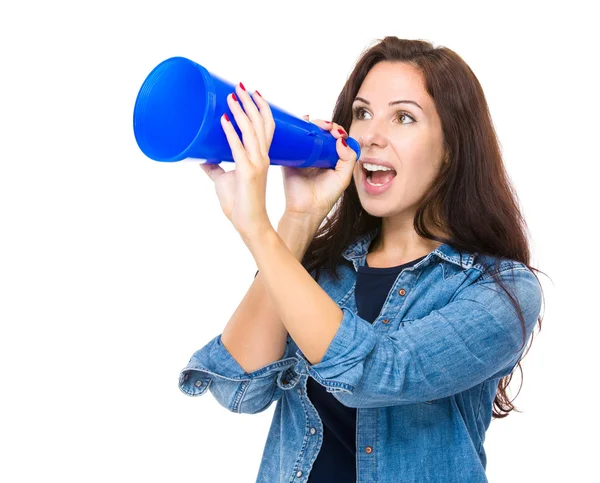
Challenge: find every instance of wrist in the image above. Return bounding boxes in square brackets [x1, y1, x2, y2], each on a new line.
[277, 213, 322, 260]
[280, 211, 324, 230]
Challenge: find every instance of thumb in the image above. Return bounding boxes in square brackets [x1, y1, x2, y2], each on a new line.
[199, 162, 225, 181]
[334, 137, 358, 180]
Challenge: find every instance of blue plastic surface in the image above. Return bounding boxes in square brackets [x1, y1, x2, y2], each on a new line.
[133, 57, 361, 168]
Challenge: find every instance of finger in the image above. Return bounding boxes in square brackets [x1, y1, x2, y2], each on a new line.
[308, 119, 333, 131]
[199, 162, 225, 181]
[331, 123, 348, 138]
[252, 90, 276, 149]
[228, 92, 262, 167]
[220, 112, 251, 174]
[235, 83, 268, 158]
[334, 136, 357, 177]
[302, 114, 310, 121]
[335, 138, 356, 187]
[307, 119, 346, 140]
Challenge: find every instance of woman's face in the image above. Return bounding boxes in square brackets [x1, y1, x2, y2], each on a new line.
[349, 61, 446, 219]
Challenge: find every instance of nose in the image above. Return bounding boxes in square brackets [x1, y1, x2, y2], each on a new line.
[352, 118, 388, 150]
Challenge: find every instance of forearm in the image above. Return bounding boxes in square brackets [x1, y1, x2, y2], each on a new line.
[244, 226, 344, 366]
[220, 214, 322, 374]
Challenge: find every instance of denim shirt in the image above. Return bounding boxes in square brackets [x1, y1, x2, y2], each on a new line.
[179, 227, 543, 483]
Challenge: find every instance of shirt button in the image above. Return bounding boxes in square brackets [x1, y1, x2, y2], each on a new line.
[382, 319, 390, 324]
[398, 288, 406, 296]
[296, 470, 303, 477]
[183, 373, 189, 381]
[194, 380, 203, 388]
[310, 427, 316, 435]
[365, 446, 373, 454]
[282, 379, 289, 385]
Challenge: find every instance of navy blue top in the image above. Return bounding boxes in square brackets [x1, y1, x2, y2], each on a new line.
[306, 254, 426, 482]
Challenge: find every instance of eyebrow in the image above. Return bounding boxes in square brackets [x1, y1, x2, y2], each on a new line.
[353, 96, 423, 111]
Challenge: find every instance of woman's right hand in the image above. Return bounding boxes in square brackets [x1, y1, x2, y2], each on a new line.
[281, 115, 358, 222]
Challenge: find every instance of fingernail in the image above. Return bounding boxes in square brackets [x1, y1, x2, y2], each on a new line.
[255, 90, 262, 97]
[224, 113, 230, 122]
[325, 121, 331, 124]
[338, 128, 346, 137]
[239, 82, 246, 91]
[341, 138, 347, 147]
[232, 93, 238, 102]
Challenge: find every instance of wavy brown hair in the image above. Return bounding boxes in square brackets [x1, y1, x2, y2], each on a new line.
[300, 36, 548, 419]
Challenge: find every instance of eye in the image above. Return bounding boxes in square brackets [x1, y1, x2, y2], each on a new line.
[352, 106, 416, 125]
[397, 112, 416, 125]
[353, 107, 370, 120]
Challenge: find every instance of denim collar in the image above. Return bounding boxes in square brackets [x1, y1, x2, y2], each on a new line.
[341, 226, 476, 270]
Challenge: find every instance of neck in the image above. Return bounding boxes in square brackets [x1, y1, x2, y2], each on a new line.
[370, 216, 446, 261]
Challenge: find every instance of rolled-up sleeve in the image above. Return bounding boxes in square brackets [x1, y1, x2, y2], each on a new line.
[179, 333, 297, 414]
[301, 267, 543, 408]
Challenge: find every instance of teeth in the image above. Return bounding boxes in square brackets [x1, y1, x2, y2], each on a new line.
[363, 162, 393, 172]
[367, 178, 385, 187]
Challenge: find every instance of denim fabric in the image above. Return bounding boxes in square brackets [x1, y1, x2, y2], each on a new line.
[306, 255, 426, 483]
[179, 227, 542, 482]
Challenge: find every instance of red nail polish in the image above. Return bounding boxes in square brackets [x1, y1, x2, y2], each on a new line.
[255, 90, 262, 97]
[232, 93, 238, 102]
[224, 113, 230, 122]
[341, 137, 348, 147]
[239, 82, 246, 91]
[325, 121, 331, 124]
[338, 128, 346, 137]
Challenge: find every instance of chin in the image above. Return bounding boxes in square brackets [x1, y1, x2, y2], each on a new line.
[358, 189, 413, 219]
[361, 203, 395, 219]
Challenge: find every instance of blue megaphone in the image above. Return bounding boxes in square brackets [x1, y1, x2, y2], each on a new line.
[133, 57, 360, 168]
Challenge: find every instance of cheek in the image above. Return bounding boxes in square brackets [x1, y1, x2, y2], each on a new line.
[392, 152, 439, 197]
[353, 163, 364, 181]
[399, 162, 439, 201]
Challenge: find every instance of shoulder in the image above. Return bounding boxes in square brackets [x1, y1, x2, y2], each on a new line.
[457, 254, 542, 331]
[470, 254, 533, 281]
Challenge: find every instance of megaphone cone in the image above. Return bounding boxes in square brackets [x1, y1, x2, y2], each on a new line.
[133, 57, 360, 168]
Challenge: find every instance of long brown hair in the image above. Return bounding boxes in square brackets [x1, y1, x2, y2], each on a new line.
[300, 37, 548, 419]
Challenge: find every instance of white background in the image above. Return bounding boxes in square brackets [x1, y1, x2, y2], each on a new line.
[1, 0, 598, 481]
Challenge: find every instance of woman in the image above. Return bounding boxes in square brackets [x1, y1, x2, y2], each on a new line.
[180, 36, 546, 482]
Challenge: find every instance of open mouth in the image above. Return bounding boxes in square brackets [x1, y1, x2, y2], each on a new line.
[362, 165, 397, 186]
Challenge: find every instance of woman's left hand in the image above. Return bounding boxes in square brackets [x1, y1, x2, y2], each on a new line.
[199, 84, 275, 243]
